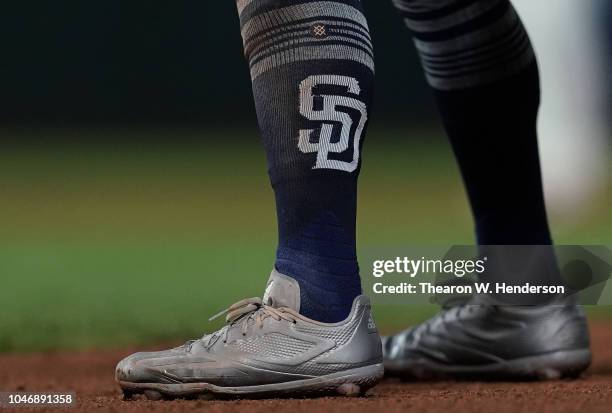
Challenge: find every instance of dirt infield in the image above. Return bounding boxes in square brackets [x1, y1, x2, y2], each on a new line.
[1, 322, 611, 413]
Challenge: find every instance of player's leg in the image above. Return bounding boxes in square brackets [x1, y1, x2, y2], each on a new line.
[383, 0, 591, 380]
[240, 0, 373, 324]
[115, 0, 383, 399]
[398, 0, 548, 245]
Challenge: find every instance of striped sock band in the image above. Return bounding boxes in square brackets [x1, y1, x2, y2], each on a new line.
[392, 0, 535, 90]
[238, 0, 374, 80]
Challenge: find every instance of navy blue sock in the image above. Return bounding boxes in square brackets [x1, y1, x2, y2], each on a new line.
[436, 64, 552, 245]
[236, 0, 374, 322]
[393, 0, 553, 245]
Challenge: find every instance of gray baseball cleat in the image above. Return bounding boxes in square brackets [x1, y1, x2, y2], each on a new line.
[383, 296, 591, 380]
[116, 270, 384, 399]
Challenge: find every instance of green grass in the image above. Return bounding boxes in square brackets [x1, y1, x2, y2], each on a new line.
[0, 127, 610, 352]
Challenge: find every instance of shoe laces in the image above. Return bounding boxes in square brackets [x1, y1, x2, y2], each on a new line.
[208, 297, 297, 343]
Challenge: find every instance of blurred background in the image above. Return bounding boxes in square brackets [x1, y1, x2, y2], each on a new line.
[0, 1, 610, 352]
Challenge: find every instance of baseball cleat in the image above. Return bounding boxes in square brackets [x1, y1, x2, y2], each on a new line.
[383, 296, 591, 380]
[116, 270, 384, 399]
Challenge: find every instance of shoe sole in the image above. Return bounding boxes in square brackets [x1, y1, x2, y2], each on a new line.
[119, 363, 384, 400]
[384, 349, 591, 381]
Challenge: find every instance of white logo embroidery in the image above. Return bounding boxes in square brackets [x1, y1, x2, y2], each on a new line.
[298, 75, 368, 172]
[367, 314, 377, 330]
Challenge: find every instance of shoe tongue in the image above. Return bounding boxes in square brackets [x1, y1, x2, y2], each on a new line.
[262, 270, 301, 312]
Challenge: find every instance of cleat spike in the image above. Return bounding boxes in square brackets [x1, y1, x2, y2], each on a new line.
[537, 368, 562, 380]
[198, 393, 216, 400]
[143, 390, 163, 401]
[336, 383, 361, 397]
